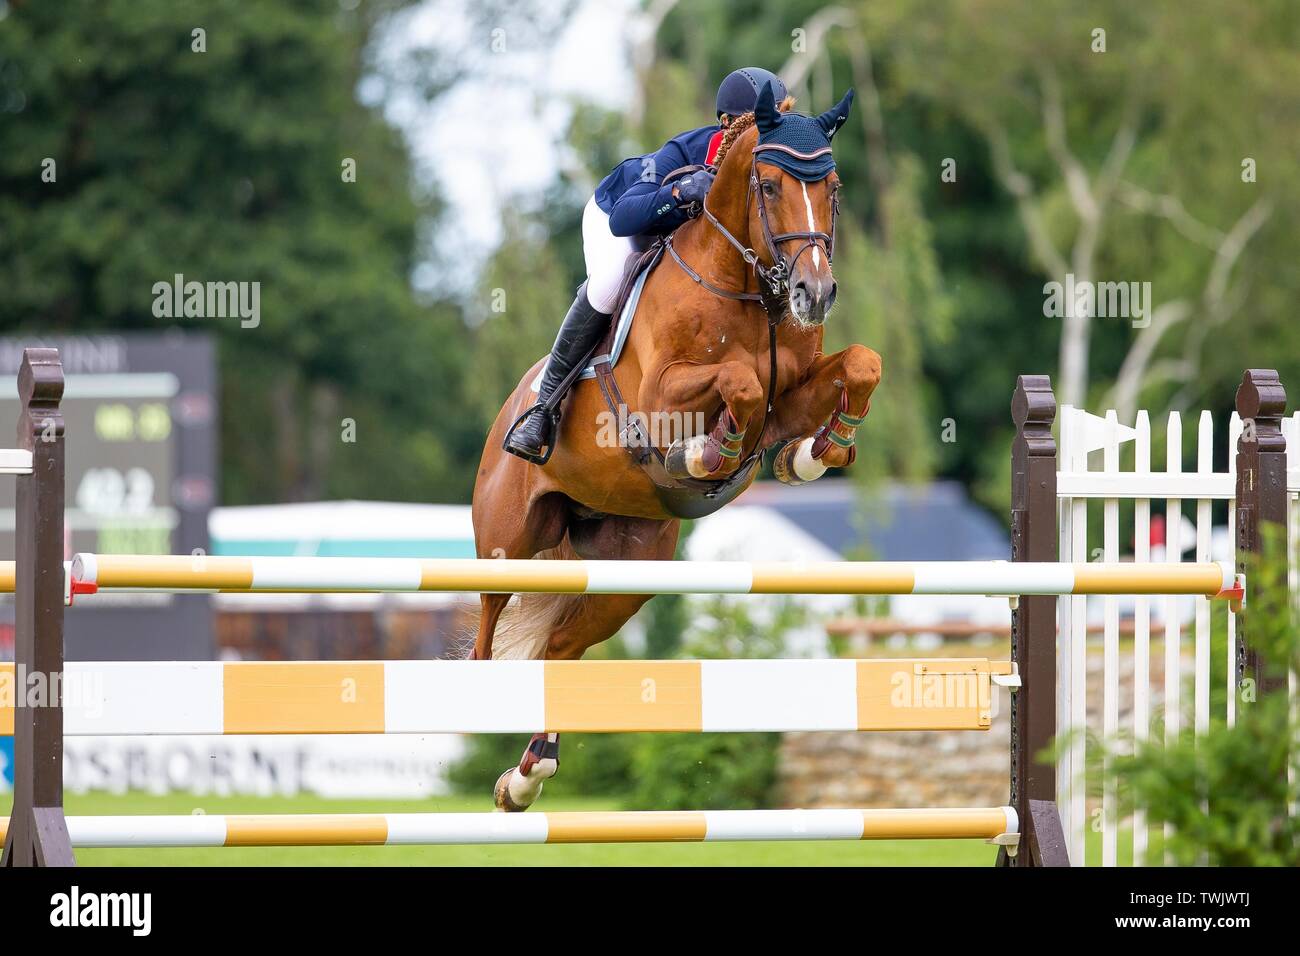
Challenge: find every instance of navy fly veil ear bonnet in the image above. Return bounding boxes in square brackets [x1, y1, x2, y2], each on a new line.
[751, 81, 854, 181]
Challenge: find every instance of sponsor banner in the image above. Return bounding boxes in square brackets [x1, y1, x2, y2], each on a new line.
[53, 734, 465, 799]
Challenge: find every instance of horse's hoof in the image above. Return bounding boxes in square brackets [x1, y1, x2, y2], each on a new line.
[665, 434, 709, 479]
[667, 435, 740, 479]
[772, 441, 804, 485]
[773, 437, 827, 485]
[493, 768, 538, 812]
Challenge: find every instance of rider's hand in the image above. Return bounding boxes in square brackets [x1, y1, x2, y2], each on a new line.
[675, 170, 715, 207]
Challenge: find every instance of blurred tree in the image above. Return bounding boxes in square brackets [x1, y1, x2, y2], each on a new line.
[0, 0, 480, 503]
[464, 209, 576, 431]
[862, 0, 1300, 416]
[824, 159, 950, 484]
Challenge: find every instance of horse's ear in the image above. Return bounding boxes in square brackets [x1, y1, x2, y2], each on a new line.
[755, 80, 781, 133]
[817, 89, 855, 139]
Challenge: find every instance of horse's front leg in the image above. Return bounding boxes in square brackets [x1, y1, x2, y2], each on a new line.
[649, 360, 765, 479]
[494, 733, 560, 812]
[764, 344, 881, 483]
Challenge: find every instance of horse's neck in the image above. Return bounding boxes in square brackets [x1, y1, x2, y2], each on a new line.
[674, 148, 755, 293]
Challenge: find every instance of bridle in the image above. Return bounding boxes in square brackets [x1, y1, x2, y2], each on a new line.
[664, 142, 839, 323]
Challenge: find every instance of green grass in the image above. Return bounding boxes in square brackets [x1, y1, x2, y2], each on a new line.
[1, 792, 1000, 866]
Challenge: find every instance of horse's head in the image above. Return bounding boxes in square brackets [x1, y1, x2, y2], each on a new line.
[746, 82, 854, 327]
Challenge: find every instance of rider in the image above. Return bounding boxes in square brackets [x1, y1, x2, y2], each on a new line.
[503, 67, 789, 463]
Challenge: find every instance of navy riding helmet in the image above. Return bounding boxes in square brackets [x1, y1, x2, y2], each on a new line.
[716, 67, 788, 119]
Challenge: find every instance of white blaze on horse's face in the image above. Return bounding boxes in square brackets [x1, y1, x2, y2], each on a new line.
[800, 182, 821, 270]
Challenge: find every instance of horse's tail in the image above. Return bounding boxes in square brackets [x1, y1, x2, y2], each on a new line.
[488, 536, 587, 661]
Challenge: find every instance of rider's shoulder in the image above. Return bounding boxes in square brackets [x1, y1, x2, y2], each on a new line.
[653, 124, 722, 166]
[663, 124, 721, 148]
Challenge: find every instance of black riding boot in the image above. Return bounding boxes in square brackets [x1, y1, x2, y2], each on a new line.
[503, 283, 612, 463]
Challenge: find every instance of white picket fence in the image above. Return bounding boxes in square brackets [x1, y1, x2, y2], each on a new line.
[1055, 400, 1300, 865]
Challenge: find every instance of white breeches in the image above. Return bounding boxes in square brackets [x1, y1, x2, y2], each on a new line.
[582, 197, 637, 314]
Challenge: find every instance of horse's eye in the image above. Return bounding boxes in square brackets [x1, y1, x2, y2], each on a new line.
[761, 180, 776, 196]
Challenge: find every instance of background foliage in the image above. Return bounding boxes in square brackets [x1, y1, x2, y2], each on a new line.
[1106, 536, 1299, 865]
[3, 0, 1297, 515]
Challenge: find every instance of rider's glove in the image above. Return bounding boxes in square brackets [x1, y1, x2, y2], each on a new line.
[675, 170, 715, 207]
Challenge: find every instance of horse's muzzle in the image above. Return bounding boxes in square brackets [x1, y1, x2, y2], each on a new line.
[790, 277, 836, 326]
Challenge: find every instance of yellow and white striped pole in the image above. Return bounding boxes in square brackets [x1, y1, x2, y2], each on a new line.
[68, 553, 1240, 598]
[0, 658, 1017, 734]
[0, 807, 1017, 847]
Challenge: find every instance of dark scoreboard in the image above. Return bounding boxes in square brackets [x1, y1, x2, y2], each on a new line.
[0, 333, 217, 660]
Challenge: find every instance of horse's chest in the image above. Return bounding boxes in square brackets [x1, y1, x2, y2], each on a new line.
[781, 340, 820, 380]
[682, 336, 817, 391]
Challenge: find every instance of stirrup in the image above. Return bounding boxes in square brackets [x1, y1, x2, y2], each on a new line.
[503, 404, 560, 465]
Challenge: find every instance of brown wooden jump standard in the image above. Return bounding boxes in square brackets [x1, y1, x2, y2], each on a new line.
[2, 348, 74, 866]
[0, 348, 1287, 867]
[998, 375, 1070, 866]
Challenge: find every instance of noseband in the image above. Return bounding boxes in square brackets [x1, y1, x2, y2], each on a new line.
[664, 142, 839, 321]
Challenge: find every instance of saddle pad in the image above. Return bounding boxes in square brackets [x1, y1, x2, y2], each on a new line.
[529, 264, 653, 393]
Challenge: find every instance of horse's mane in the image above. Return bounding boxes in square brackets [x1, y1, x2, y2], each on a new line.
[711, 95, 797, 169]
[679, 94, 798, 248]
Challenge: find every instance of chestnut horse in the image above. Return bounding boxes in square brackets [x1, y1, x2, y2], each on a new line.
[471, 85, 881, 810]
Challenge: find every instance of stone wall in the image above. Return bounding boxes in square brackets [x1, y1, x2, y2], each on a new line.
[777, 689, 1011, 808]
[778, 647, 1179, 808]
